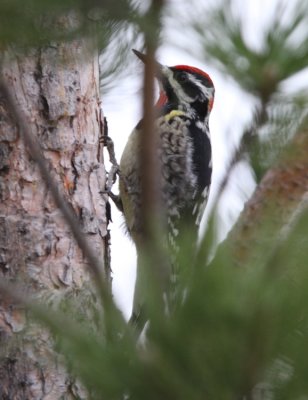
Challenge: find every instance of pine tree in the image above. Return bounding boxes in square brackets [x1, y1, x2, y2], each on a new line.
[0, 0, 308, 399]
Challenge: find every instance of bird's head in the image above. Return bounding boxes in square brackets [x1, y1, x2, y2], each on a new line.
[133, 49, 215, 121]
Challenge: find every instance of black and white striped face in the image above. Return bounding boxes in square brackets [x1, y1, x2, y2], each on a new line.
[160, 65, 215, 120]
[131, 49, 214, 120]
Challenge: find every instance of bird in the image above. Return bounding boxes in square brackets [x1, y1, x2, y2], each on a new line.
[118, 49, 215, 330]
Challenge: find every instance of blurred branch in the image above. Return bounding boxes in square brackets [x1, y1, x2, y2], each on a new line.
[0, 0, 138, 46]
[0, 275, 135, 396]
[195, 103, 268, 265]
[98, 21, 141, 92]
[0, 0, 141, 98]
[199, 101, 308, 273]
[173, 0, 308, 276]
[219, 104, 268, 201]
[134, 0, 167, 324]
[136, 0, 165, 240]
[140, 15, 162, 238]
[225, 117, 308, 267]
[172, 0, 308, 99]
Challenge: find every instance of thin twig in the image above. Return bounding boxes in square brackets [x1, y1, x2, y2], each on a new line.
[0, 277, 106, 349]
[208, 102, 269, 217]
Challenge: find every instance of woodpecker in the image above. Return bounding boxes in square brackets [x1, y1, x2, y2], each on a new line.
[119, 50, 215, 327]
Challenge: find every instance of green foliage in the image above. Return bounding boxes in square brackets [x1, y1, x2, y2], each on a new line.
[2, 0, 308, 398]
[29, 203, 308, 399]
[0, 0, 138, 46]
[0, 0, 141, 92]
[167, 0, 308, 181]
[242, 92, 308, 182]
[182, 0, 308, 99]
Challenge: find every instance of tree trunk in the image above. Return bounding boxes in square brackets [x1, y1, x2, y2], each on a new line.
[0, 39, 109, 398]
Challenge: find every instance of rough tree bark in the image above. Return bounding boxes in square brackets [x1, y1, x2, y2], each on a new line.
[0, 37, 109, 398]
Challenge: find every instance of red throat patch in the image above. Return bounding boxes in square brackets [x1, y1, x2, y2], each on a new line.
[156, 91, 168, 108]
[209, 97, 214, 111]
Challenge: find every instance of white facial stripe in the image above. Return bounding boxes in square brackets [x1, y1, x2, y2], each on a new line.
[162, 66, 195, 103]
[162, 67, 214, 107]
[187, 74, 214, 100]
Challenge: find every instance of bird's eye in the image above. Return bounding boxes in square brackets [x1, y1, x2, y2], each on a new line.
[177, 72, 188, 83]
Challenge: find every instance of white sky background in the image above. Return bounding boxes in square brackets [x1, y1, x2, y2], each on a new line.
[102, 0, 306, 319]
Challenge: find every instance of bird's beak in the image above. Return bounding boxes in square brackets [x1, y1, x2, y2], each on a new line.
[132, 49, 163, 76]
[132, 49, 147, 64]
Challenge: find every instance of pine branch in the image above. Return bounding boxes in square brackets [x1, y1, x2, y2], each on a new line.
[225, 119, 308, 267]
